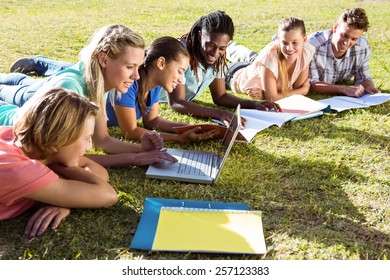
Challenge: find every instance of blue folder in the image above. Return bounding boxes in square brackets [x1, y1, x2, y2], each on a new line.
[130, 197, 248, 250]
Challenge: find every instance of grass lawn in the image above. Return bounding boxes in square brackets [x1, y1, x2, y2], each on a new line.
[0, 0, 389, 260]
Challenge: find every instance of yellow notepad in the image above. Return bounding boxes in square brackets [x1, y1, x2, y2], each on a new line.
[152, 207, 266, 254]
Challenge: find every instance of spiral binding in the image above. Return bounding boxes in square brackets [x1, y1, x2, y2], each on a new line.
[160, 206, 262, 215]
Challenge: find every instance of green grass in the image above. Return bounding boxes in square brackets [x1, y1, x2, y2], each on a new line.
[0, 0, 389, 260]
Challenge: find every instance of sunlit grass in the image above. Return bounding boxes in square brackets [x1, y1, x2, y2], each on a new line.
[0, 0, 389, 260]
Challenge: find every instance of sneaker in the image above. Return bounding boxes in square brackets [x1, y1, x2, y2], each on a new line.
[9, 55, 44, 75]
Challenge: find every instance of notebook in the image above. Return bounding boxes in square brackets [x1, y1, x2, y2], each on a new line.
[152, 207, 266, 254]
[130, 197, 249, 251]
[130, 198, 267, 254]
[145, 104, 241, 184]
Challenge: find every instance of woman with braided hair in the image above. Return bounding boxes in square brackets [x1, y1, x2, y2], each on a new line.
[6, 12, 281, 127]
[0, 24, 176, 167]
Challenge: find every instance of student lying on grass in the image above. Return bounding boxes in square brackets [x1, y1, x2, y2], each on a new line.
[225, 17, 314, 101]
[0, 23, 176, 167]
[7, 11, 281, 127]
[105, 36, 219, 143]
[0, 88, 118, 237]
[226, 8, 381, 98]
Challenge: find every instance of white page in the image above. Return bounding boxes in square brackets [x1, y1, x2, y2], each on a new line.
[319, 97, 368, 112]
[239, 110, 300, 142]
[239, 116, 274, 142]
[275, 94, 329, 114]
[339, 93, 390, 106]
[320, 93, 390, 112]
[241, 109, 299, 127]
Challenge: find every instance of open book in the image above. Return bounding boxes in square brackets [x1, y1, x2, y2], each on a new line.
[130, 197, 266, 254]
[174, 95, 330, 142]
[319, 93, 390, 112]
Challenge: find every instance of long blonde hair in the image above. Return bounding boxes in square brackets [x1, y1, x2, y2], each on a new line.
[79, 24, 145, 114]
[14, 88, 99, 160]
[276, 17, 306, 96]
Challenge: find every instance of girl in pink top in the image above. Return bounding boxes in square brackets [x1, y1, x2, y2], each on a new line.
[0, 88, 118, 237]
[226, 17, 315, 101]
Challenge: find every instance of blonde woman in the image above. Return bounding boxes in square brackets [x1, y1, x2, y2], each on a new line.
[0, 88, 117, 237]
[0, 24, 176, 166]
[225, 17, 315, 101]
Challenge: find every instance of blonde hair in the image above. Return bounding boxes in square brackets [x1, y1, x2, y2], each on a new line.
[14, 88, 99, 160]
[79, 24, 145, 114]
[277, 17, 306, 96]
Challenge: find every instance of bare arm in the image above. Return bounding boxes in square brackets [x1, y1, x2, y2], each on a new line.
[24, 158, 117, 237]
[92, 107, 145, 154]
[115, 102, 219, 143]
[143, 103, 211, 143]
[260, 67, 280, 101]
[89, 102, 176, 166]
[210, 78, 281, 112]
[261, 66, 310, 101]
[142, 103, 183, 133]
[114, 104, 153, 140]
[310, 82, 366, 97]
[77, 156, 109, 182]
[290, 66, 310, 95]
[167, 83, 234, 123]
[360, 80, 381, 94]
[29, 163, 117, 209]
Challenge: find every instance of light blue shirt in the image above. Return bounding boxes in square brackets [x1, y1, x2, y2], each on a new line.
[0, 103, 18, 126]
[159, 62, 224, 102]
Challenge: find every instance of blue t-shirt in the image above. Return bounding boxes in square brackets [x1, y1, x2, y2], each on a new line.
[106, 81, 161, 127]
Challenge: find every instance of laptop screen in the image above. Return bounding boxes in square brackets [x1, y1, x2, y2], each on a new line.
[221, 104, 241, 149]
[215, 104, 241, 178]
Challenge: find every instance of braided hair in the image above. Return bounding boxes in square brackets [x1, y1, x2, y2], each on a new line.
[180, 11, 234, 81]
[79, 24, 145, 116]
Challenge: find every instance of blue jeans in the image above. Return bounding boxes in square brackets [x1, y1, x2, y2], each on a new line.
[0, 73, 48, 106]
[0, 55, 73, 106]
[0, 57, 73, 125]
[32, 56, 73, 77]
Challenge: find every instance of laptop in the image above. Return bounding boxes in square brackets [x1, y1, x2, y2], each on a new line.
[145, 104, 241, 184]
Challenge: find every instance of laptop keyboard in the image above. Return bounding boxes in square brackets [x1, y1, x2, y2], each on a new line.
[177, 151, 216, 176]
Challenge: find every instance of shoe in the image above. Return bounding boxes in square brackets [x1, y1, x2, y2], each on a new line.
[9, 55, 44, 75]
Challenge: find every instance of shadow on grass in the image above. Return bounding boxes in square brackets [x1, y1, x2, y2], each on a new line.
[244, 147, 389, 259]
[118, 143, 389, 260]
[0, 142, 388, 260]
[0, 104, 388, 260]
[0, 202, 142, 259]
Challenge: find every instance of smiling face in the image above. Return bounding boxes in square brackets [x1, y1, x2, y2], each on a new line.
[102, 45, 145, 93]
[278, 29, 306, 64]
[157, 54, 189, 93]
[50, 115, 95, 167]
[331, 22, 364, 58]
[199, 29, 230, 66]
